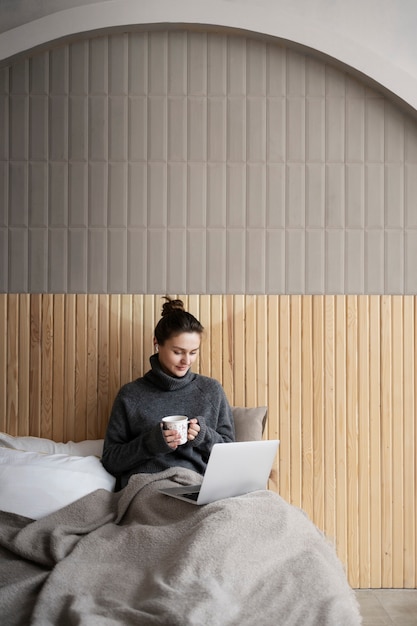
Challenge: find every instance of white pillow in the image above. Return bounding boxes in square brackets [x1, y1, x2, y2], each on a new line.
[0, 432, 104, 457]
[0, 448, 115, 520]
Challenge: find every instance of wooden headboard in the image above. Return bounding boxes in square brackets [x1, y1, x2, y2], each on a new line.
[1, 293, 416, 590]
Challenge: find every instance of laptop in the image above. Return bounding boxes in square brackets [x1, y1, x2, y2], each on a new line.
[159, 439, 279, 505]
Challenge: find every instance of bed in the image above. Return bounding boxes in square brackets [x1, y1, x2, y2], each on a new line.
[0, 407, 362, 625]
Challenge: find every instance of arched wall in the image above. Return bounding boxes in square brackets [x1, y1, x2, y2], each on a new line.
[1, 28, 417, 294]
[1, 0, 417, 114]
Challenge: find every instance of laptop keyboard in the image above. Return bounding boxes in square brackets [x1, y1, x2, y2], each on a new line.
[181, 491, 199, 501]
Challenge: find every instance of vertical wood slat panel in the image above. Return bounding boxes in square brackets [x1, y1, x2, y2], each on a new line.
[0, 293, 416, 589]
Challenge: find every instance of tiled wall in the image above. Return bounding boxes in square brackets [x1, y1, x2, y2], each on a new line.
[1, 29, 417, 294]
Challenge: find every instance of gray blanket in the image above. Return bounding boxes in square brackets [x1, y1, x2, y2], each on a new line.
[0, 468, 361, 625]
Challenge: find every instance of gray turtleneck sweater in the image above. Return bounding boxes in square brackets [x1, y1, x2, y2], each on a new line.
[101, 354, 235, 489]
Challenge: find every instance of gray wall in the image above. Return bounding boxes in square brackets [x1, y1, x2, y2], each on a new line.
[1, 29, 417, 294]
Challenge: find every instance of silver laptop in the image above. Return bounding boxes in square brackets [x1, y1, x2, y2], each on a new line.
[159, 439, 279, 505]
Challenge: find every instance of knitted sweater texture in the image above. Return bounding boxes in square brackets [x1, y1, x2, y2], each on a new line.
[101, 354, 235, 489]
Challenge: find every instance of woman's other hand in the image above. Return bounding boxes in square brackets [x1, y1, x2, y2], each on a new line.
[187, 418, 200, 441]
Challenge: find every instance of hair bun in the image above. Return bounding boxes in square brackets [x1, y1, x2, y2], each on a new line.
[161, 297, 185, 317]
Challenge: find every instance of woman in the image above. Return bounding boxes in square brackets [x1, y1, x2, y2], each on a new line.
[101, 297, 235, 490]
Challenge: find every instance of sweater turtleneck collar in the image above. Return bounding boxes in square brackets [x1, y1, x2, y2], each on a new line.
[144, 353, 196, 391]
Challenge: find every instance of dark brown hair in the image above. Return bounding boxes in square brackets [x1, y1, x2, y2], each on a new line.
[154, 297, 204, 345]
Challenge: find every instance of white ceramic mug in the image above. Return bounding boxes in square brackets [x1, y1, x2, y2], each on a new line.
[162, 415, 189, 445]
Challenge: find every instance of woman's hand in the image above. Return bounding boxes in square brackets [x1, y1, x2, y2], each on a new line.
[187, 418, 200, 441]
[162, 427, 183, 449]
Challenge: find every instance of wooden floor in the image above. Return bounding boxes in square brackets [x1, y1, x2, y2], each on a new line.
[355, 589, 417, 625]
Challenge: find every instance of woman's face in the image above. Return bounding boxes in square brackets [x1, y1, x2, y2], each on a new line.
[156, 332, 201, 378]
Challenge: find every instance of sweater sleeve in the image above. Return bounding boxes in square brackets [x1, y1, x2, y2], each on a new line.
[101, 389, 171, 477]
[188, 381, 235, 454]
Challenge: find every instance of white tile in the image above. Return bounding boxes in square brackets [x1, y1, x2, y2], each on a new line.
[207, 163, 226, 228]
[226, 229, 246, 293]
[188, 32, 207, 96]
[247, 39, 266, 96]
[48, 228, 68, 293]
[227, 97, 246, 162]
[208, 34, 227, 96]
[266, 229, 285, 293]
[306, 229, 325, 294]
[0, 228, 7, 291]
[306, 164, 325, 228]
[187, 229, 206, 293]
[108, 228, 127, 292]
[108, 163, 127, 227]
[345, 229, 364, 293]
[286, 164, 305, 228]
[147, 163, 167, 228]
[69, 96, 87, 161]
[286, 50, 305, 97]
[405, 164, 417, 228]
[88, 228, 107, 292]
[385, 230, 404, 294]
[266, 163, 285, 228]
[9, 163, 28, 226]
[207, 229, 226, 293]
[326, 230, 345, 293]
[267, 96, 285, 162]
[385, 103, 404, 163]
[30, 52, 48, 95]
[89, 96, 108, 160]
[346, 97, 365, 162]
[266, 44, 286, 97]
[167, 163, 187, 228]
[247, 97, 266, 162]
[69, 163, 88, 227]
[29, 228, 48, 292]
[246, 229, 266, 293]
[109, 34, 128, 95]
[127, 229, 147, 292]
[227, 163, 246, 228]
[286, 229, 305, 293]
[385, 164, 404, 228]
[188, 96, 207, 162]
[68, 228, 87, 292]
[365, 98, 385, 162]
[9, 228, 28, 291]
[148, 32, 167, 95]
[49, 47, 68, 94]
[187, 163, 206, 228]
[346, 164, 365, 228]
[306, 97, 325, 162]
[88, 163, 108, 227]
[148, 96, 167, 161]
[247, 164, 266, 228]
[128, 96, 147, 161]
[287, 97, 305, 162]
[167, 229, 187, 294]
[128, 33, 148, 95]
[168, 31, 187, 95]
[148, 229, 167, 291]
[326, 97, 345, 162]
[128, 163, 147, 228]
[69, 41, 88, 95]
[168, 96, 187, 161]
[208, 97, 226, 162]
[365, 164, 385, 228]
[108, 96, 127, 161]
[227, 37, 246, 96]
[89, 37, 108, 94]
[49, 95, 68, 160]
[10, 95, 28, 160]
[29, 163, 48, 227]
[29, 95, 48, 160]
[49, 163, 68, 226]
[326, 164, 345, 228]
[365, 230, 384, 293]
